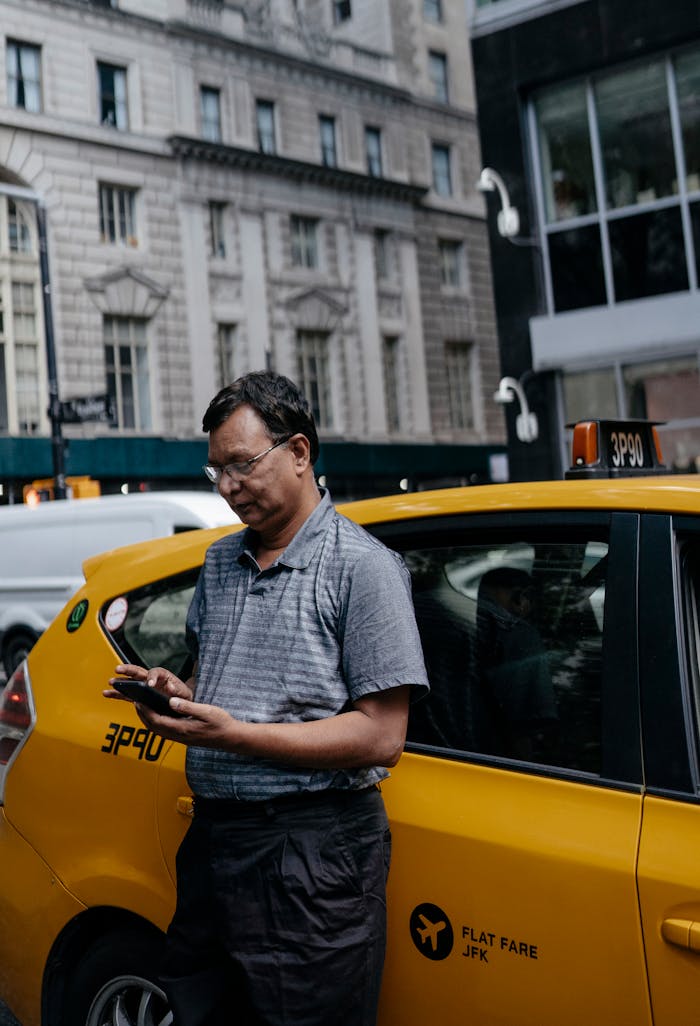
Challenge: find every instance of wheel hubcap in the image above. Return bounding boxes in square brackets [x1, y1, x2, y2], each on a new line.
[86, 974, 173, 1026]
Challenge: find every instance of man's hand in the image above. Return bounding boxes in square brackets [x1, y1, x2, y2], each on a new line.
[103, 663, 195, 720]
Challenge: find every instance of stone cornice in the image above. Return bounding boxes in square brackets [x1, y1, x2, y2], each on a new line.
[168, 135, 428, 204]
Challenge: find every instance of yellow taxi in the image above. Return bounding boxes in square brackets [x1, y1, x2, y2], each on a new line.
[0, 420, 699, 1025]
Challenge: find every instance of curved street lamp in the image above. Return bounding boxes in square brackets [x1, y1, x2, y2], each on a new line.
[477, 167, 520, 238]
[493, 376, 539, 443]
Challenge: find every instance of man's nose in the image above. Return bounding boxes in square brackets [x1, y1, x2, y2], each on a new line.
[219, 472, 243, 497]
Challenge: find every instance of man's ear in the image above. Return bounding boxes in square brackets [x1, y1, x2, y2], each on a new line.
[288, 433, 311, 471]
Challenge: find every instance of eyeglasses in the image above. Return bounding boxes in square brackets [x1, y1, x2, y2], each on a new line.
[203, 437, 290, 485]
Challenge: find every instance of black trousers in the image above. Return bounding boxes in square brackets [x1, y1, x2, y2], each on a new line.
[160, 787, 391, 1026]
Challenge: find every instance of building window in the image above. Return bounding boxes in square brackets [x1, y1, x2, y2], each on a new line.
[6, 40, 41, 113]
[365, 126, 383, 177]
[0, 196, 43, 435]
[445, 341, 475, 431]
[428, 51, 449, 103]
[97, 61, 128, 130]
[209, 201, 226, 259]
[297, 330, 333, 429]
[319, 115, 338, 168]
[99, 184, 137, 246]
[332, 0, 352, 24]
[200, 86, 222, 143]
[217, 323, 237, 388]
[104, 316, 150, 430]
[256, 99, 277, 155]
[423, 0, 442, 21]
[0, 335, 7, 432]
[383, 336, 401, 433]
[290, 215, 318, 269]
[8, 200, 33, 254]
[13, 282, 40, 433]
[374, 229, 391, 280]
[432, 143, 452, 196]
[533, 49, 700, 314]
[439, 239, 463, 287]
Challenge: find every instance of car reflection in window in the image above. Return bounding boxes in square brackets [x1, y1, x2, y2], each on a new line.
[406, 538, 608, 776]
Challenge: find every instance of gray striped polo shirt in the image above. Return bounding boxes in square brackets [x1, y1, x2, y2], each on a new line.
[184, 490, 428, 800]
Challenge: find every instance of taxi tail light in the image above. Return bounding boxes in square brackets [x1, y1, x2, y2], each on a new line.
[0, 662, 35, 800]
[571, 421, 600, 468]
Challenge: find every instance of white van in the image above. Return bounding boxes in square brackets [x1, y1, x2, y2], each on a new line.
[0, 491, 237, 676]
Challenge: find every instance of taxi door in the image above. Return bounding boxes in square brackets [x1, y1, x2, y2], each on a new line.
[375, 511, 652, 1026]
[636, 514, 700, 1025]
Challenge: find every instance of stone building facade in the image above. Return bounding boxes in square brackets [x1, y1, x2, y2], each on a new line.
[0, 0, 504, 500]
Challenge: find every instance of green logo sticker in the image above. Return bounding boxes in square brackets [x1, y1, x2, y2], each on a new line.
[67, 599, 89, 633]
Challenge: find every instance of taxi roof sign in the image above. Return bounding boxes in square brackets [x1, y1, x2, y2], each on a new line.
[565, 419, 667, 479]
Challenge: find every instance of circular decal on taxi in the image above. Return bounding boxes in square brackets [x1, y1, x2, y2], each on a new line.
[410, 903, 454, 961]
[104, 596, 128, 633]
[66, 598, 89, 633]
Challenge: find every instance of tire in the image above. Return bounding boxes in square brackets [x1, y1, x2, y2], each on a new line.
[2, 629, 37, 678]
[61, 928, 173, 1026]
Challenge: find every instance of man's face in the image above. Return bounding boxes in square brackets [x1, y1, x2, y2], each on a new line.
[207, 404, 298, 533]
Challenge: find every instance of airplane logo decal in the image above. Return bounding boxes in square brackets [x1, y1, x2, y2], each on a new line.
[417, 913, 447, 952]
[410, 903, 454, 960]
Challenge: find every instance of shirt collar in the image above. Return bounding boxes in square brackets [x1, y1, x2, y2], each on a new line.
[240, 489, 334, 571]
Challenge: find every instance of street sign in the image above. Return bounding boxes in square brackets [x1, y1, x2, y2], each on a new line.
[60, 393, 115, 424]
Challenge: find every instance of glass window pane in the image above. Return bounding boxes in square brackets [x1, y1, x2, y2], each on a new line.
[548, 225, 607, 312]
[445, 342, 474, 430]
[623, 355, 700, 421]
[429, 52, 448, 103]
[596, 62, 676, 209]
[609, 207, 688, 301]
[563, 368, 618, 423]
[676, 50, 700, 194]
[319, 116, 337, 167]
[201, 86, 221, 143]
[383, 336, 401, 433]
[432, 144, 452, 196]
[689, 200, 700, 282]
[405, 536, 608, 774]
[536, 82, 597, 222]
[0, 343, 7, 432]
[365, 127, 382, 177]
[256, 101, 276, 154]
[136, 344, 151, 430]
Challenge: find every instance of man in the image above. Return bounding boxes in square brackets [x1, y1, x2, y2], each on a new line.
[106, 371, 428, 1026]
[475, 566, 557, 759]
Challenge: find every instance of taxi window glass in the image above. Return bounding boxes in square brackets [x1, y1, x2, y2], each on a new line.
[405, 538, 607, 774]
[680, 543, 700, 756]
[100, 568, 200, 676]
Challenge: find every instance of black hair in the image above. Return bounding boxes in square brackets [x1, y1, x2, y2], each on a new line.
[202, 371, 320, 465]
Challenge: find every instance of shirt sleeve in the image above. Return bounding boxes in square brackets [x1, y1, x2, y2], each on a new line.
[340, 545, 429, 703]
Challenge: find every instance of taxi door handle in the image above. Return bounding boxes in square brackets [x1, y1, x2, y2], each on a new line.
[661, 918, 700, 953]
[176, 795, 194, 818]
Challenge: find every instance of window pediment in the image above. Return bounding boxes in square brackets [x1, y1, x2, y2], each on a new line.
[85, 266, 169, 318]
[285, 287, 346, 331]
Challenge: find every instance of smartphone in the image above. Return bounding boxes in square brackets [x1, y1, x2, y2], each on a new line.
[112, 679, 185, 718]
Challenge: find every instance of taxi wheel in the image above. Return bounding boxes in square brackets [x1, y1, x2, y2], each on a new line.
[62, 928, 173, 1026]
[1, 629, 36, 677]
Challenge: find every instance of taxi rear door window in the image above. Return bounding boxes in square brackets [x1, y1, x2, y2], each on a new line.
[403, 535, 608, 775]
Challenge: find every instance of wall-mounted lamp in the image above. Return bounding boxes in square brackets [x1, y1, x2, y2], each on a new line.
[494, 376, 538, 443]
[477, 167, 520, 239]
